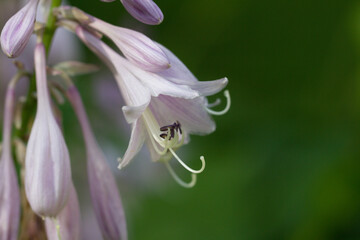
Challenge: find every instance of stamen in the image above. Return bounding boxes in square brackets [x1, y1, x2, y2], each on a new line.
[207, 98, 221, 108]
[169, 148, 206, 174]
[165, 162, 197, 188]
[206, 90, 231, 116]
[149, 132, 169, 155]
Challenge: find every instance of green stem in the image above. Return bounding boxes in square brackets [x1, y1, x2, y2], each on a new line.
[43, 0, 62, 55]
[15, 0, 62, 140]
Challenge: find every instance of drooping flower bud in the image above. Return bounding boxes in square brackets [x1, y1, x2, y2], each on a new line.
[120, 0, 163, 25]
[67, 85, 128, 240]
[0, 81, 20, 240]
[0, 0, 39, 58]
[25, 43, 71, 217]
[45, 184, 81, 240]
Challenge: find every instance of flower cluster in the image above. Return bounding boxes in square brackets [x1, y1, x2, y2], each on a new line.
[0, 0, 230, 239]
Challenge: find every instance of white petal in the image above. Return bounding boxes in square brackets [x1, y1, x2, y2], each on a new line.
[149, 96, 216, 135]
[122, 59, 199, 99]
[122, 103, 148, 124]
[167, 77, 228, 96]
[156, 43, 198, 82]
[118, 119, 146, 169]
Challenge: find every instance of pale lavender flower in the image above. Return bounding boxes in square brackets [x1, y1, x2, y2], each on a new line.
[0, 0, 39, 58]
[55, 7, 169, 72]
[0, 81, 20, 240]
[45, 184, 81, 240]
[67, 85, 127, 240]
[25, 43, 71, 217]
[75, 26, 230, 187]
[120, 0, 164, 25]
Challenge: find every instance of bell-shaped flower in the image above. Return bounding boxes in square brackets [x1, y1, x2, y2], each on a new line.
[75, 26, 230, 187]
[67, 85, 128, 240]
[120, 0, 163, 25]
[0, 81, 20, 240]
[55, 7, 169, 72]
[45, 184, 81, 240]
[0, 0, 39, 58]
[25, 43, 71, 217]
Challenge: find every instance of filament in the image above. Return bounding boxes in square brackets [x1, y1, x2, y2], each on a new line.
[207, 98, 221, 108]
[169, 148, 206, 174]
[206, 90, 231, 116]
[165, 162, 197, 188]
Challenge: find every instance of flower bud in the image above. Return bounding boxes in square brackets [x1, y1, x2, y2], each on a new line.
[0, 84, 20, 240]
[121, 0, 163, 25]
[45, 184, 81, 240]
[25, 43, 71, 217]
[67, 86, 127, 240]
[0, 0, 39, 58]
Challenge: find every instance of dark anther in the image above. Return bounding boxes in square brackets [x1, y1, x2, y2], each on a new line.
[159, 121, 182, 140]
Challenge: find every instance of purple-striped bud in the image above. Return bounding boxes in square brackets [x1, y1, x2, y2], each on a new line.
[45, 184, 81, 240]
[25, 43, 71, 217]
[0, 83, 20, 240]
[67, 86, 128, 240]
[89, 18, 170, 72]
[120, 0, 163, 25]
[0, 0, 39, 58]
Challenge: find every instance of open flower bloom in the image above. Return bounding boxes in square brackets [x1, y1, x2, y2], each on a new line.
[67, 85, 127, 240]
[0, 81, 20, 240]
[45, 184, 81, 240]
[25, 43, 71, 217]
[0, 0, 39, 58]
[55, 7, 169, 72]
[75, 26, 230, 187]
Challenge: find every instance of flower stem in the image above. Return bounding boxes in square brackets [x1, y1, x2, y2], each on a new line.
[43, 0, 62, 55]
[16, 0, 62, 140]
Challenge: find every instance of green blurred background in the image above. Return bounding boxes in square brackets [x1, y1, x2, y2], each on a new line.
[2, 0, 360, 239]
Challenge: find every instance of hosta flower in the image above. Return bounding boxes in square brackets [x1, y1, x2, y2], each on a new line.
[75, 26, 230, 187]
[45, 184, 81, 240]
[25, 43, 71, 217]
[55, 7, 169, 72]
[0, 0, 39, 58]
[67, 85, 127, 240]
[0, 81, 20, 240]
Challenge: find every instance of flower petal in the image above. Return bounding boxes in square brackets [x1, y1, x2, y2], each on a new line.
[118, 119, 146, 169]
[149, 95, 216, 135]
[156, 43, 198, 82]
[167, 77, 228, 96]
[122, 103, 148, 124]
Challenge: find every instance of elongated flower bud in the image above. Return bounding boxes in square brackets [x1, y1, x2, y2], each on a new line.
[0, 0, 39, 58]
[45, 184, 81, 240]
[25, 43, 71, 217]
[0, 82, 20, 240]
[67, 86, 127, 240]
[120, 0, 163, 25]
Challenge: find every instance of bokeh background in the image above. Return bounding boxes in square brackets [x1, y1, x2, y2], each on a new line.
[1, 0, 360, 239]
